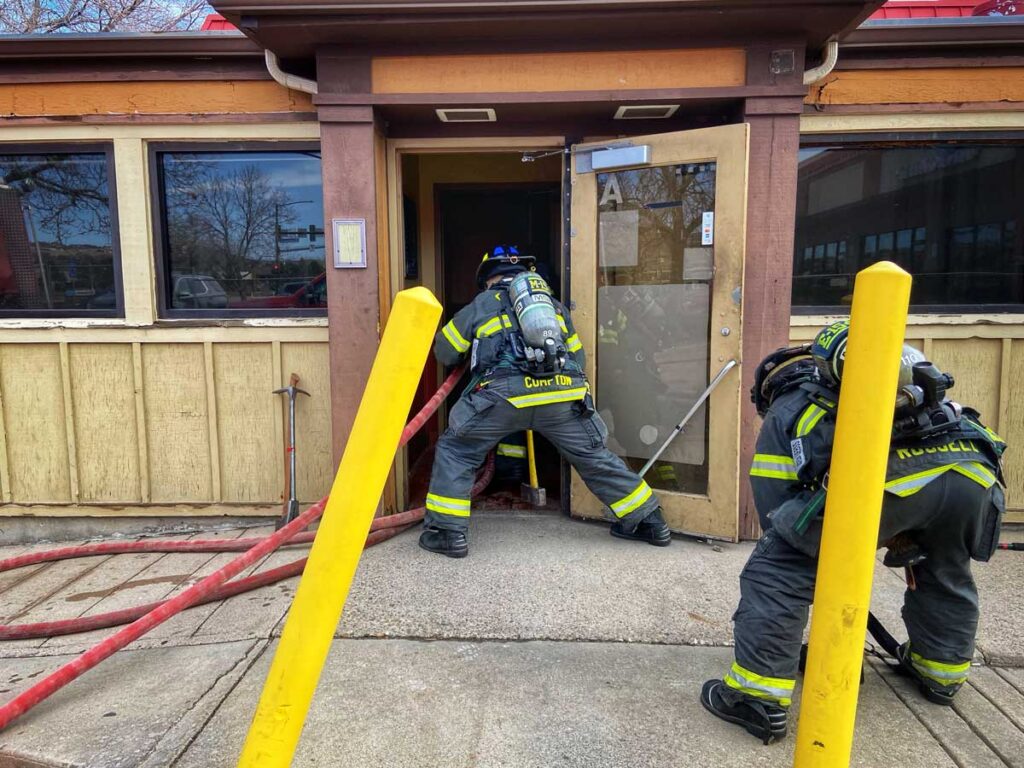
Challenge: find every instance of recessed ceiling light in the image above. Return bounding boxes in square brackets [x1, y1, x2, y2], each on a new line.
[436, 108, 497, 123]
[614, 105, 680, 120]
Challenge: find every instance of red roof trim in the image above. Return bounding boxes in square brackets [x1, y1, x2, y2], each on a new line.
[871, 0, 979, 18]
[200, 13, 239, 31]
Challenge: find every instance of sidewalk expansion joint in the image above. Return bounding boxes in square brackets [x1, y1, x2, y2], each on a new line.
[325, 633, 735, 648]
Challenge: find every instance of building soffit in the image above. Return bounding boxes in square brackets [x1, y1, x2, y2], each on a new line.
[209, 1, 886, 71]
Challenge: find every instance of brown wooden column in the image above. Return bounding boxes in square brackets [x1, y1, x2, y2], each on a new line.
[318, 105, 381, 463]
[739, 94, 804, 539]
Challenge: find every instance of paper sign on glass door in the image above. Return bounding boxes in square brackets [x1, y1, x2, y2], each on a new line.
[701, 211, 715, 246]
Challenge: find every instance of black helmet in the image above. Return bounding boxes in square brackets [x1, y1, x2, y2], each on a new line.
[476, 245, 535, 289]
[751, 346, 818, 417]
[811, 319, 926, 390]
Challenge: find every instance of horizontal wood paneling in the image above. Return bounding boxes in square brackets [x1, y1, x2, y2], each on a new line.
[808, 67, 1024, 106]
[0, 81, 314, 117]
[792, 323, 1024, 521]
[0, 345, 70, 502]
[372, 48, 746, 94]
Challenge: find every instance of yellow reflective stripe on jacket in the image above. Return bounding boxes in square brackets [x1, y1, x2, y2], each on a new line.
[909, 650, 970, 687]
[476, 314, 513, 339]
[952, 460, 996, 488]
[556, 314, 569, 334]
[795, 404, 827, 438]
[884, 465, 951, 497]
[507, 386, 589, 409]
[886, 460, 996, 498]
[441, 321, 470, 353]
[724, 662, 794, 706]
[426, 493, 471, 517]
[610, 480, 653, 518]
[497, 443, 527, 459]
[750, 453, 798, 481]
[566, 333, 582, 353]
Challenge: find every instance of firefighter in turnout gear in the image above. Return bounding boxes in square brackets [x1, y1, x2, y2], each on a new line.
[420, 245, 671, 558]
[702, 319, 1006, 744]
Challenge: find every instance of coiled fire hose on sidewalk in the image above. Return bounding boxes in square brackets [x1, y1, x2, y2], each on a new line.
[0, 365, 475, 730]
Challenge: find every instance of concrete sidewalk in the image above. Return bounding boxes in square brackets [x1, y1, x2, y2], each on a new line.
[1, 512, 1022, 767]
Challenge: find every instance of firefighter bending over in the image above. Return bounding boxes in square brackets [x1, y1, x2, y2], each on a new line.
[419, 245, 672, 558]
[702, 319, 1006, 744]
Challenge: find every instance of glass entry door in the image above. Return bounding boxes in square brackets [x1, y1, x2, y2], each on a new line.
[569, 124, 748, 541]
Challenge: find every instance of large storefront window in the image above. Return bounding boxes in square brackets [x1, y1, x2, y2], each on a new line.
[153, 145, 326, 317]
[0, 147, 119, 316]
[793, 141, 1024, 311]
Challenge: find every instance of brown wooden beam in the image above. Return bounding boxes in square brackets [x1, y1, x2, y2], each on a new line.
[319, 109, 383, 465]
[738, 101, 801, 541]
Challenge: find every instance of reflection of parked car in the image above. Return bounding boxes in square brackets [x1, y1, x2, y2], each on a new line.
[230, 272, 326, 309]
[172, 274, 228, 309]
[277, 280, 310, 295]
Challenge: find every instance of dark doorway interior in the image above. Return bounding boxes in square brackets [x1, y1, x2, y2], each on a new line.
[407, 182, 564, 508]
[439, 185, 561, 315]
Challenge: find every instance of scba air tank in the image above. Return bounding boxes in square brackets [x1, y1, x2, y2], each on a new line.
[508, 272, 566, 372]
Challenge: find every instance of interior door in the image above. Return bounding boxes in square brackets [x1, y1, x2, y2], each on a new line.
[569, 124, 748, 541]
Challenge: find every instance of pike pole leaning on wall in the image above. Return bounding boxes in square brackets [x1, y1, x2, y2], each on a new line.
[793, 262, 912, 768]
[237, 286, 442, 768]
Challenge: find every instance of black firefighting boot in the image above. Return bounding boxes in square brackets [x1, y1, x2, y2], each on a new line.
[700, 680, 788, 745]
[610, 508, 672, 546]
[418, 527, 469, 559]
[896, 643, 958, 707]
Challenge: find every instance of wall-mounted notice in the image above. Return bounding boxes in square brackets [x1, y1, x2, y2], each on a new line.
[332, 219, 367, 269]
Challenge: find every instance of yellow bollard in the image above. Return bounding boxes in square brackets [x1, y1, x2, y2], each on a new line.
[237, 287, 441, 768]
[794, 262, 912, 768]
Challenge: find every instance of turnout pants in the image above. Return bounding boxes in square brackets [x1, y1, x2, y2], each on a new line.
[426, 383, 659, 532]
[725, 471, 1002, 707]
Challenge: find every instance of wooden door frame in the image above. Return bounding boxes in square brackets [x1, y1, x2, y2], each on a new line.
[384, 136, 565, 511]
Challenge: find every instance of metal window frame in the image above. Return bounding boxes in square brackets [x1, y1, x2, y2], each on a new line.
[0, 142, 123, 319]
[794, 131, 1024, 315]
[148, 141, 327, 320]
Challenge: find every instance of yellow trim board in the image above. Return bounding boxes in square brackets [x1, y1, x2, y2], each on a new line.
[0, 503, 284, 517]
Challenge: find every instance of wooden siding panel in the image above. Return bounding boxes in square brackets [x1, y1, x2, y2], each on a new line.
[1005, 341, 1024, 518]
[0, 81, 314, 117]
[213, 343, 278, 503]
[280, 342, 332, 503]
[808, 68, 1024, 106]
[69, 344, 140, 502]
[931, 339, 1002, 428]
[0, 345, 70, 502]
[142, 344, 212, 502]
[372, 48, 746, 94]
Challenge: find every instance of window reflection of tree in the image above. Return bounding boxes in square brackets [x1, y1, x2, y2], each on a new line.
[599, 165, 716, 287]
[163, 156, 301, 302]
[0, 154, 112, 310]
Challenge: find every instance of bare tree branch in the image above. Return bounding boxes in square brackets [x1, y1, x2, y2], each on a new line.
[0, 0, 213, 33]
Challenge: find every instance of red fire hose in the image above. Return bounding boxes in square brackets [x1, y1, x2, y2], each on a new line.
[0, 365, 471, 731]
[0, 459, 494, 643]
